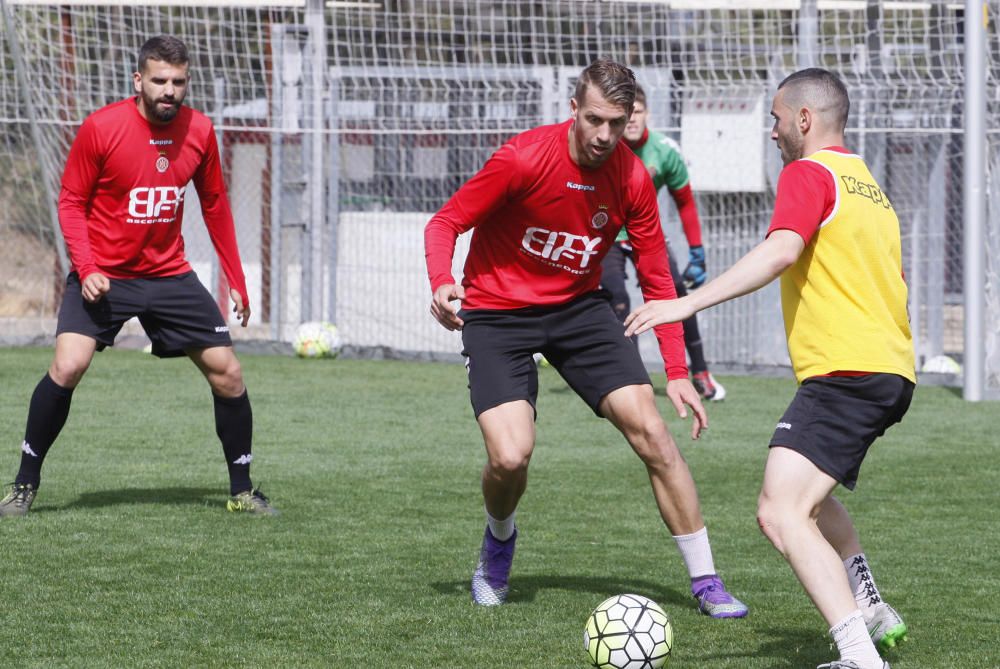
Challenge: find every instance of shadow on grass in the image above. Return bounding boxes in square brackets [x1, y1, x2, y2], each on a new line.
[694, 625, 833, 668]
[431, 573, 692, 609]
[432, 576, 839, 666]
[36, 486, 225, 512]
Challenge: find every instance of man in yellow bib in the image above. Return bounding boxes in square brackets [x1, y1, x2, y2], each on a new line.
[624, 68, 914, 669]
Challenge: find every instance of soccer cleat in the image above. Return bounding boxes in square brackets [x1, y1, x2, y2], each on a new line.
[866, 603, 908, 652]
[692, 371, 726, 401]
[226, 487, 279, 516]
[471, 527, 517, 606]
[0, 483, 36, 517]
[691, 574, 749, 618]
[816, 661, 889, 669]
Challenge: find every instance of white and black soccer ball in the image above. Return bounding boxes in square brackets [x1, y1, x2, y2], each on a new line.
[292, 321, 342, 359]
[921, 354, 962, 375]
[584, 593, 673, 669]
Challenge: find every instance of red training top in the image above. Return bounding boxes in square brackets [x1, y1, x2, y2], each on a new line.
[766, 146, 845, 244]
[424, 120, 686, 380]
[59, 97, 248, 306]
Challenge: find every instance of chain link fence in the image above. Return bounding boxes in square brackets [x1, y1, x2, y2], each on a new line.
[0, 1, 996, 395]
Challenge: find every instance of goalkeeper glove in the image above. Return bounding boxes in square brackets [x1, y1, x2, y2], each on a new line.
[682, 245, 707, 289]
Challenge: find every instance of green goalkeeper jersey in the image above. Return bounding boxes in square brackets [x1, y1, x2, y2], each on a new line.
[617, 129, 690, 242]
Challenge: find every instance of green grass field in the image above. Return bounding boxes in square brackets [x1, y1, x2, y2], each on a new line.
[0, 347, 997, 668]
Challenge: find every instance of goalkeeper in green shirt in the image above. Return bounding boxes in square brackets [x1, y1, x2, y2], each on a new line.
[602, 84, 725, 400]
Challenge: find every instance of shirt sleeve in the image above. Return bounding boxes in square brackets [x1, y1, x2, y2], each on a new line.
[424, 143, 520, 293]
[669, 183, 702, 248]
[193, 125, 248, 308]
[658, 139, 690, 193]
[767, 160, 836, 245]
[625, 166, 687, 381]
[58, 117, 101, 279]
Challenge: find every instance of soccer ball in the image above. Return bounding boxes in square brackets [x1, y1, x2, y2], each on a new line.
[532, 352, 552, 368]
[584, 594, 672, 669]
[921, 354, 962, 375]
[292, 321, 342, 359]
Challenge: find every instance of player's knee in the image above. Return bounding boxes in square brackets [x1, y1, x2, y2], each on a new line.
[487, 449, 531, 478]
[756, 498, 788, 554]
[49, 354, 91, 388]
[630, 420, 676, 465]
[210, 360, 245, 397]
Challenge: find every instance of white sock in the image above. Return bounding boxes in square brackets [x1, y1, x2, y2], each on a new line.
[830, 610, 883, 668]
[844, 553, 883, 616]
[486, 508, 515, 541]
[673, 527, 716, 578]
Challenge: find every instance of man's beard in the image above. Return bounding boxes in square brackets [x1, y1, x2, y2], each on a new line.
[142, 90, 182, 122]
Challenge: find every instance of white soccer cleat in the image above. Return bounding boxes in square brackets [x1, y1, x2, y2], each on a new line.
[709, 375, 726, 401]
[865, 602, 908, 652]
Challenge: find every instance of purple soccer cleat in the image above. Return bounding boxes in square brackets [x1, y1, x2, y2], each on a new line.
[691, 574, 749, 618]
[471, 527, 517, 606]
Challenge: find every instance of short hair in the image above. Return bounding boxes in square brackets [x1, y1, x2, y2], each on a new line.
[137, 36, 189, 72]
[777, 68, 850, 131]
[574, 58, 637, 114]
[634, 84, 647, 108]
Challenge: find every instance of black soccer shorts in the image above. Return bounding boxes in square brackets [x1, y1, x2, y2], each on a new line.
[459, 290, 652, 418]
[768, 373, 914, 489]
[57, 271, 233, 358]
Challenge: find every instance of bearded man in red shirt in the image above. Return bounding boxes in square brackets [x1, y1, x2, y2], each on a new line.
[424, 58, 747, 616]
[0, 36, 276, 517]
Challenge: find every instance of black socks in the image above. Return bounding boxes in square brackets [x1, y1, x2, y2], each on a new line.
[213, 390, 254, 495]
[16, 374, 75, 487]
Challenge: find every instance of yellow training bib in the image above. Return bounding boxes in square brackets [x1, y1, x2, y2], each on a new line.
[780, 150, 915, 383]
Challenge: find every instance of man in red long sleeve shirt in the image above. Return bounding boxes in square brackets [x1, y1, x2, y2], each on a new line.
[0, 36, 276, 517]
[425, 59, 747, 616]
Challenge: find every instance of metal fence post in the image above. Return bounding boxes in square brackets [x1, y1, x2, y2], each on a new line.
[964, 0, 986, 401]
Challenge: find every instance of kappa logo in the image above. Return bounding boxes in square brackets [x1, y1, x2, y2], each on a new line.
[127, 186, 185, 224]
[215, 326, 230, 333]
[521, 226, 602, 272]
[776, 422, 792, 430]
[841, 175, 892, 209]
[21, 441, 38, 457]
[566, 181, 595, 192]
[232, 454, 253, 466]
[149, 139, 173, 146]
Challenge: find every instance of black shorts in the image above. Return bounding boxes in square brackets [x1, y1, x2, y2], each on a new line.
[769, 374, 914, 490]
[57, 271, 232, 358]
[460, 291, 651, 418]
